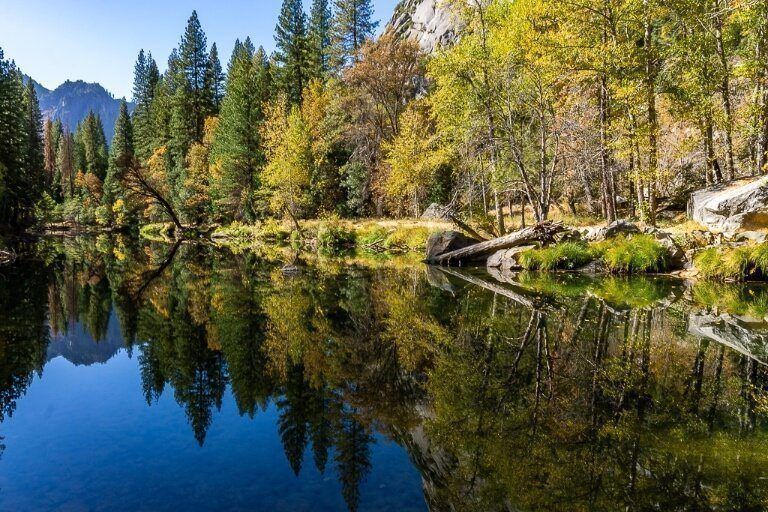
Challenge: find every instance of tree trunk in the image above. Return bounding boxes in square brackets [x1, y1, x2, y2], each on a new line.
[644, 0, 659, 226]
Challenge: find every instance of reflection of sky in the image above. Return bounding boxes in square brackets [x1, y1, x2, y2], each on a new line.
[0, 345, 426, 511]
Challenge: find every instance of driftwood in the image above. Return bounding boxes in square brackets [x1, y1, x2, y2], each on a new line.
[427, 221, 565, 265]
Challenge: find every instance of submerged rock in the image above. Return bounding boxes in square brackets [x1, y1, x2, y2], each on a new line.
[425, 231, 479, 261]
[689, 176, 768, 236]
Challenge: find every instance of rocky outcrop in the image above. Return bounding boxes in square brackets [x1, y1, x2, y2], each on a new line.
[689, 176, 768, 236]
[387, 0, 462, 53]
[425, 230, 479, 260]
[421, 203, 454, 220]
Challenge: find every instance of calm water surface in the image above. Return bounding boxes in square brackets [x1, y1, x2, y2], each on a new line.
[1, 237, 768, 511]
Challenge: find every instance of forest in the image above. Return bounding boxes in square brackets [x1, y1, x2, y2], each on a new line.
[2, 0, 768, 237]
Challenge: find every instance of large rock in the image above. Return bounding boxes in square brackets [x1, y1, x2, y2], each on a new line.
[584, 219, 640, 242]
[425, 231, 479, 261]
[387, 0, 462, 53]
[421, 203, 454, 220]
[486, 245, 537, 271]
[689, 176, 768, 236]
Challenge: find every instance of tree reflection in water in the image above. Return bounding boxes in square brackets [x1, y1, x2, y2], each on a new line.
[2, 235, 768, 510]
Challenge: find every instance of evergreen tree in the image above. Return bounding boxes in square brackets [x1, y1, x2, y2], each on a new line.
[332, 0, 377, 68]
[132, 50, 160, 161]
[22, 79, 44, 213]
[103, 100, 134, 225]
[43, 118, 58, 194]
[74, 112, 108, 180]
[308, 0, 333, 81]
[210, 44, 272, 221]
[56, 131, 75, 198]
[0, 48, 27, 224]
[275, 0, 310, 104]
[205, 43, 224, 111]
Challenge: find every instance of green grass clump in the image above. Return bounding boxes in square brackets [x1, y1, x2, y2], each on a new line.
[519, 242, 594, 271]
[594, 234, 667, 273]
[694, 243, 768, 281]
[694, 247, 749, 280]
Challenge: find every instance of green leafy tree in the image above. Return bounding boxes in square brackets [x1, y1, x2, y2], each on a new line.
[102, 100, 135, 226]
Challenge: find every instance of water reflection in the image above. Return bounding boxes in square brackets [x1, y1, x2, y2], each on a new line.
[1, 236, 768, 510]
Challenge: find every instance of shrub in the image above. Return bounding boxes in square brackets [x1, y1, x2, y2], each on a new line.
[595, 234, 666, 273]
[519, 242, 594, 271]
[317, 217, 355, 253]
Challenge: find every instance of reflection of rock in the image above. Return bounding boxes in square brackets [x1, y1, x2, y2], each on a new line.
[426, 231, 479, 260]
[47, 314, 124, 366]
[688, 312, 768, 365]
[689, 176, 768, 236]
[425, 265, 456, 293]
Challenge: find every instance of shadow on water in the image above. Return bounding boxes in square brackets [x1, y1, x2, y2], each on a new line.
[2, 235, 768, 510]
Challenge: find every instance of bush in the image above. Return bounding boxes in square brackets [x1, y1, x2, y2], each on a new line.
[317, 217, 355, 253]
[594, 234, 667, 273]
[518, 242, 594, 271]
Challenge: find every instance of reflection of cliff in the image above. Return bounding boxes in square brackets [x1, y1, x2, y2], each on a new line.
[46, 313, 124, 366]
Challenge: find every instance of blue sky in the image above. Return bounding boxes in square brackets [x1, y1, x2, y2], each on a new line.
[0, 0, 400, 99]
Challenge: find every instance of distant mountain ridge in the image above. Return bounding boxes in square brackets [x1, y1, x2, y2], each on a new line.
[28, 77, 134, 143]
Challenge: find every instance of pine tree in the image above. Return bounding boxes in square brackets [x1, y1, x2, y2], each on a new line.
[205, 43, 224, 111]
[22, 79, 44, 211]
[56, 131, 75, 198]
[308, 0, 333, 81]
[132, 50, 160, 161]
[0, 49, 28, 224]
[74, 111, 108, 180]
[103, 100, 134, 225]
[210, 44, 273, 221]
[43, 118, 57, 192]
[275, 0, 310, 104]
[332, 0, 378, 68]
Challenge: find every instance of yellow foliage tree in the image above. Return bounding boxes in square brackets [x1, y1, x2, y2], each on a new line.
[262, 97, 313, 231]
[383, 103, 448, 217]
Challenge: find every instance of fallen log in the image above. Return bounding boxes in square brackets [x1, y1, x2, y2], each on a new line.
[427, 221, 564, 265]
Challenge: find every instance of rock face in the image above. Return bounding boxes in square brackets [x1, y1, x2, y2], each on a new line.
[425, 231, 479, 260]
[689, 176, 768, 236]
[387, 0, 462, 53]
[421, 203, 454, 220]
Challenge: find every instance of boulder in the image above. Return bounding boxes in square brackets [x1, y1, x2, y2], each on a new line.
[653, 232, 686, 269]
[425, 231, 479, 260]
[486, 245, 537, 271]
[421, 203, 454, 220]
[689, 176, 768, 236]
[585, 219, 639, 242]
